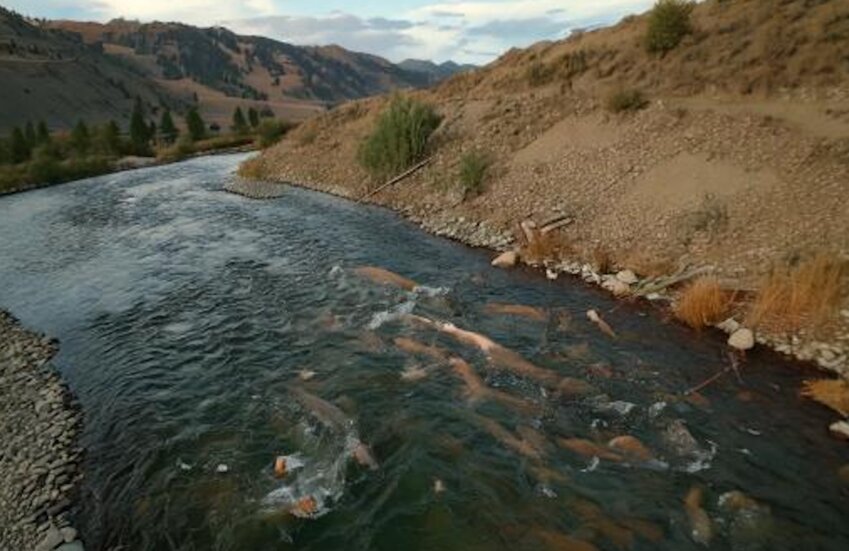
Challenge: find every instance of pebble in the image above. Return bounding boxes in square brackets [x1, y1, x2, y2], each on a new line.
[728, 328, 756, 351]
[615, 269, 638, 284]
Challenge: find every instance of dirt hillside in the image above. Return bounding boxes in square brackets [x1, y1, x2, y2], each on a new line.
[249, 0, 849, 374]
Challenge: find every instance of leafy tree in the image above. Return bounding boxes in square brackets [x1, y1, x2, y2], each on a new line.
[159, 110, 178, 144]
[10, 127, 30, 163]
[130, 97, 152, 155]
[36, 121, 50, 145]
[70, 120, 91, 156]
[185, 108, 206, 142]
[248, 107, 259, 128]
[231, 106, 248, 134]
[24, 121, 36, 147]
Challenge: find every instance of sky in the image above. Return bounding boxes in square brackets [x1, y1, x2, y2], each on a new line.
[5, 1, 655, 64]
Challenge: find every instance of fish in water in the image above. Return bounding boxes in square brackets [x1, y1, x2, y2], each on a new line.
[534, 529, 599, 551]
[354, 266, 418, 291]
[400, 364, 429, 381]
[475, 414, 543, 459]
[557, 438, 624, 462]
[274, 456, 287, 478]
[586, 309, 616, 338]
[394, 336, 449, 362]
[482, 302, 548, 321]
[351, 440, 379, 470]
[448, 358, 539, 414]
[684, 485, 713, 546]
[408, 315, 561, 387]
[607, 436, 654, 462]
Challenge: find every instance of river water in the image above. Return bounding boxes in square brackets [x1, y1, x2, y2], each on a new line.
[0, 154, 847, 550]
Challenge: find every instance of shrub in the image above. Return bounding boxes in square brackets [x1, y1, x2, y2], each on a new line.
[606, 89, 649, 113]
[358, 94, 441, 181]
[458, 151, 490, 199]
[673, 276, 733, 329]
[526, 61, 555, 87]
[645, 0, 694, 53]
[237, 156, 266, 179]
[257, 119, 294, 149]
[746, 253, 846, 335]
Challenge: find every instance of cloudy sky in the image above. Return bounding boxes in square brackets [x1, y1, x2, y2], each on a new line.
[7, 1, 655, 63]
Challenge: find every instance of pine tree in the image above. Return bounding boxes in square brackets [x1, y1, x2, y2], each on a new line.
[96, 121, 122, 156]
[24, 121, 36, 147]
[130, 97, 151, 155]
[185, 108, 206, 142]
[70, 120, 91, 156]
[36, 121, 50, 145]
[248, 107, 259, 128]
[159, 110, 178, 144]
[231, 106, 248, 134]
[148, 121, 157, 145]
[10, 127, 30, 163]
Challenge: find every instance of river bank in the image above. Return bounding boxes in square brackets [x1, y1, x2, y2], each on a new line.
[0, 311, 85, 551]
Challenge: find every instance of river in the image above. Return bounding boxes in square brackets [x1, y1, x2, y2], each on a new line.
[0, 153, 847, 550]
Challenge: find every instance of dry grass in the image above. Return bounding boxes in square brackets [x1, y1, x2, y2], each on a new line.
[801, 379, 849, 416]
[746, 253, 847, 335]
[673, 276, 733, 329]
[237, 156, 267, 179]
[623, 250, 676, 279]
[518, 225, 572, 263]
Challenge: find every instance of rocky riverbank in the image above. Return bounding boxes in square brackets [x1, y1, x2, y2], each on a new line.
[0, 311, 85, 551]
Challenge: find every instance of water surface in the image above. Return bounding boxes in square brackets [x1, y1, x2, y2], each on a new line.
[0, 154, 847, 550]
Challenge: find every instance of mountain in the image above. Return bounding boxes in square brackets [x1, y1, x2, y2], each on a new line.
[0, 7, 190, 132]
[397, 59, 476, 85]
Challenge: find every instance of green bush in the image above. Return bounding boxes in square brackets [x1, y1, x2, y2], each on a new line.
[458, 151, 490, 199]
[645, 0, 694, 53]
[606, 89, 649, 113]
[358, 94, 441, 181]
[257, 119, 294, 149]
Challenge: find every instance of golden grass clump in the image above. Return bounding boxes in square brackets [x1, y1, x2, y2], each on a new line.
[747, 253, 847, 335]
[801, 379, 849, 417]
[673, 276, 733, 329]
[237, 156, 267, 179]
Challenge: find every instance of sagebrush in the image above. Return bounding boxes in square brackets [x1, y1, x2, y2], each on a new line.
[458, 151, 490, 199]
[645, 0, 694, 53]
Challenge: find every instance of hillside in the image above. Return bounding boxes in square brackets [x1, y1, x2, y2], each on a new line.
[0, 7, 190, 131]
[248, 0, 849, 374]
[398, 59, 477, 85]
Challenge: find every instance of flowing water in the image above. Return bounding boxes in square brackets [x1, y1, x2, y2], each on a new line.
[0, 154, 847, 551]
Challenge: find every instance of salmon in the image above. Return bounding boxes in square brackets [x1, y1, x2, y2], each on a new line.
[274, 456, 287, 478]
[557, 438, 623, 462]
[394, 336, 449, 362]
[447, 358, 538, 414]
[586, 309, 616, 338]
[684, 486, 712, 546]
[535, 530, 599, 551]
[352, 440, 379, 470]
[476, 414, 543, 459]
[483, 302, 548, 321]
[354, 266, 418, 291]
[607, 435, 654, 462]
[290, 387, 351, 431]
[570, 498, 634, 550]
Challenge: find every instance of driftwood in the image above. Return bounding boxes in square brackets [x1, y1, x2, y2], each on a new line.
[540, 217, 575, 234]
[631, 265, 713, 297]
[357, 158, 432, 202]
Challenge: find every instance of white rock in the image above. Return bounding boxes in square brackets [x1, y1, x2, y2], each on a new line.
[601, 277, 631, 296]
[728, 328, 755, 351]
[716, 318, 741, 334]
[829, 421, 849, 441]
[216, 464, 229, 474]
[491, 250, 518, 268]
[546, 268, 558, 280]
[616, 269, 638, 285]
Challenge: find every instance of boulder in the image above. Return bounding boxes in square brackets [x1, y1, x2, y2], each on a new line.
[728, 328, 755, 351]
[616, 269, 639, 285]
[716, 318, 740, 334]
[491, 250, 518, 268]
[602, 277, 631, 296]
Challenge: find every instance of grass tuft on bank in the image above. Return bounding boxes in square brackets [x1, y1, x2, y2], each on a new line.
[674, 276, 733, 330]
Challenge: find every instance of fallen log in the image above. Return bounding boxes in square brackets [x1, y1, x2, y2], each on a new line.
[357, 157, 432, 202]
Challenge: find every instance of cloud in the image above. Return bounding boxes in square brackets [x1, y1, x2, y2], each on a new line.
[467, 17, 569, 42]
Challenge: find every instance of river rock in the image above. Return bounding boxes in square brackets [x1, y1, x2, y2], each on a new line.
[728, 328, 755, 351]
[491, 250, 518, 268]
[35, 526, 63, 551]
[60, 527, 77, 543]
[602, 276, 631, 296]
[716, 317, 741, 334]
[662, 419, 701, 457]
[57, 542, 85, 551]
[616, 269, 638, 285]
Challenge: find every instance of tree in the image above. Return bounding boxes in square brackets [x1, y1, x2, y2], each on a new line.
[36, 121, 50, 145]
[185, 108, 206, 142]
[148, 121, 157, 145]
[130, 97, 152, 155]
[159, 110, 178, 144]
[645, 0, 694, 53]
[248, 107, 259, 128]
[24, 121, 36, 147]
[96, 121, 122, 156]
[10, 127, 30, 163]
[70, 120, 91, 156]
[231, 106, 248, 134]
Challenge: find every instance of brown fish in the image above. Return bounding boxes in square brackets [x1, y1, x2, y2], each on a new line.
[476, 415, 543, 459]
[607, 436, 654, 462]
[557, 438, 623, 462]
[291, 387, 351, 431]
[354, 266, 418, 291]
[409, 315, 561, 387]
[535, 530, 599, 551]
[684, 485, 713, 546]
[394, 336, 449, 362]
[448, 358, 537, 413]
[586, 310, 616, 338]
[289, 495, 318, 518]
[274, 456, 287, 478]
[352, 440, 379, 470]
[570, 498, 634, 550]
[483, 302, 548, 321]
